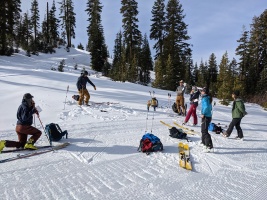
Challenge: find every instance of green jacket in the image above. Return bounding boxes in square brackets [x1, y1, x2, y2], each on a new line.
[232, 98, 247, 118]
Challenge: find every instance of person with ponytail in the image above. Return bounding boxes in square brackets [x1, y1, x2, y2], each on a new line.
[200, 87, 213, 152]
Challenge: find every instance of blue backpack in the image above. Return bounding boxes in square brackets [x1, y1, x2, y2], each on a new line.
[208, 123, 222, 134]
[138, 133, 163, 155]
[45, 123, 68, 144]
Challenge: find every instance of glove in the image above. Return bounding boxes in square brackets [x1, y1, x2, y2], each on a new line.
[94, 86, 96, 90]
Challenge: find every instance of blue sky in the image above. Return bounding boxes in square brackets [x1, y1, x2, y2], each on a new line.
[21, 0, 266, 64]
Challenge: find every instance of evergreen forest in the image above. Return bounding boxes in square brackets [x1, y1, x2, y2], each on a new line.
[0, 0, 266, 107]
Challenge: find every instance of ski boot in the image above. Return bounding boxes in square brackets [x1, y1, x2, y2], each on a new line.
[24, 139, 37, 150]
[0, 140, 6, 153]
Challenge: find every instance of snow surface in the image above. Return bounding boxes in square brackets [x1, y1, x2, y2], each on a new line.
[0, 48, 267, 200]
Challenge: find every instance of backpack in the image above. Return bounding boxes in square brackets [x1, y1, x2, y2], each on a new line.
[172, 103, 178, 113]
[151, 98, 158, 107]
[45, 123, 68, 144]
[72, 95, 79, 101]
[208, 123, 222, 134]
[138, 133, 163, 155]
[169, 127, 188, 140]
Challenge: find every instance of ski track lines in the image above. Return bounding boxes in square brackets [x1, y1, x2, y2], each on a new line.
[1, 103, 267, 199]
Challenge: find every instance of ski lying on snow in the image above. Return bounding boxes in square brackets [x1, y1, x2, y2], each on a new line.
[178, 142, 192, 170]
[1, 145, 52, 153]
[173, 122, 199, 136]
[0, 142, 70, 163]
[160, 120, 195, 135]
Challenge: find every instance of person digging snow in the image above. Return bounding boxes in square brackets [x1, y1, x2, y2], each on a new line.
[0, 93, 42, 153]
[76, 70, 96, 106]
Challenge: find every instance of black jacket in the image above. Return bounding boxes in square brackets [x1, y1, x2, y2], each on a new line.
[76, 76, 95, 91]
[190, 91, 200, 106]
[17, 99, 36, 125]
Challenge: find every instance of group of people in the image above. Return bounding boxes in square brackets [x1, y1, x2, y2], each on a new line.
[0, 72, 247, 153]
[175, 80, 247, 152]
[0, 71, 97, 153]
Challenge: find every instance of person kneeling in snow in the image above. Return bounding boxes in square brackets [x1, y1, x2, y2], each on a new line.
[0, 93, 42, 153]
[76, 70, 96, 106]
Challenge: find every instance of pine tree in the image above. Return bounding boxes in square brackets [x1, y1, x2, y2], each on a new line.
[0, 0, 21, 55]
[235, 26, 250, 95]
[140, 34, 153, 85]
[48, 0, 60, 47]
[86, 0, 107, 72]
[150, 0, 165, 59]
[77, 43, 84, 50]
[30, 0, 40, 52]
[120, 0, 141, 63]
[162, 0, 191, 88]
[152, 57, 164, 88]
[21, 12, 33, 51]
[217, 52, 233, 100]
[59, 0, 76, 47]
[111, 31, 123, 81]
[208, 53, 218, 94]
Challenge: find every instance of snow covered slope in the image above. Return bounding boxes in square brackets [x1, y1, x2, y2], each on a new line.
[0, 48, 266, 200]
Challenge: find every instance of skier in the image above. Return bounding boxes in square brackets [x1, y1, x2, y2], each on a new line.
[76, 70, 96, 106]
[175, 80, 186, 116]
[0, 93, 42, 153]
[200, 87, 213, 152]
[222, 90, 247, 140]
[183, 86, 200, 126]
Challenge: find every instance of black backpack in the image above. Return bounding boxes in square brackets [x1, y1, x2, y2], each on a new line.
[45, 123, 68, 143]
[169, 127, 188, 140]
[172, 103, 178, 113]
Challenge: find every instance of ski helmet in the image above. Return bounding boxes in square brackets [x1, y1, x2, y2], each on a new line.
[83, 70, 88, 75]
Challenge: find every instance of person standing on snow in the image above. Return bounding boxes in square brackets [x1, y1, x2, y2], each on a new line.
[183, 86, 200, 126]
[200, 87, 213, 152]
[0, 93, 42, 152]
[76, 70, 96, 106]
[176, 80, 186, 116]
[222, 90, 247, 140]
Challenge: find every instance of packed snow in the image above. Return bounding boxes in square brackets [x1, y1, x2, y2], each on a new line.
[0, 48, 266, 200]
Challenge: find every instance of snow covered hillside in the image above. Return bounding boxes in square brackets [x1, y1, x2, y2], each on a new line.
[0, 48, 267, 200]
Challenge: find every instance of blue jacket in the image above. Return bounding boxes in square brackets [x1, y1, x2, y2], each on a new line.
[17, 99, 36, 125]
[201, 94, 212, 117]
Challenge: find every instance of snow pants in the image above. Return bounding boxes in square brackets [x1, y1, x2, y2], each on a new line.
[5, 125, 42, 148]
[184, 104, 198, 124]
[78, 89, 90, 105]
[176, 95, 185, 115]
[201, 117, 213, 148]
[226, 118, 243, 138]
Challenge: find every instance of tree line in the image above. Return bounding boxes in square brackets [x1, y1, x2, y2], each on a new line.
[0, 0, 266, 107]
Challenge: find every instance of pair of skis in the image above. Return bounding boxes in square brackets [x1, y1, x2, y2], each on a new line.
[0, 142, 70, 163]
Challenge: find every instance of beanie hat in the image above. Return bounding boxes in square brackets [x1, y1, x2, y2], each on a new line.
[202, 87, 209, 94]
[23, 93, 34, 100]
[23, 93, 34, 106]
[232, 90, 240, 96]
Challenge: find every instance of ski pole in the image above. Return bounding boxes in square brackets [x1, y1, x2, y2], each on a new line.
[145, 108, 149, 133]
[37, 114, 53, 148]
[151, 109, 155, 133]
[63, 85, 69, 110]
